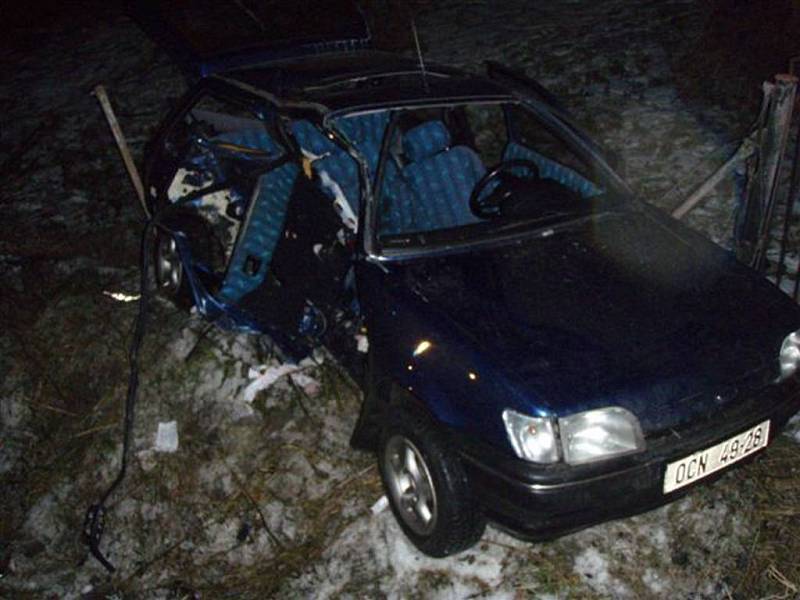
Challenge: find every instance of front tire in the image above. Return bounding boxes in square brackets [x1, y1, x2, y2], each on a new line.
[378, 408, 485, 557]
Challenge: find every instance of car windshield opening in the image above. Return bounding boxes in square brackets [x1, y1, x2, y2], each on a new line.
[373, 101, 623, 252]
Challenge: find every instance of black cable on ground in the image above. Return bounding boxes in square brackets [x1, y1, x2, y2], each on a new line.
[80, 141, 282, 573]
[83, 218, 154, 573]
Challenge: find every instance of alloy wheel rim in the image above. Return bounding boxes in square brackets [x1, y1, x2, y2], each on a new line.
[156, 236, 182, 294]
[384, 435, 437, 536]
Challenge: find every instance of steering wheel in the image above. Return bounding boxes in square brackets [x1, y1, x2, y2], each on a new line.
[469, 159, 540, 218]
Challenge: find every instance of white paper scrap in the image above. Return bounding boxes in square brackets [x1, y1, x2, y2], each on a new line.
[155, 421, 179, 453]
[355, 334, 369, 354]
[371, 495, 389, 515]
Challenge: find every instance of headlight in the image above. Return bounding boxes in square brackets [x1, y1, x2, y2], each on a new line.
[779, 331, 800, 380]
[503, 406, 645, 465]
[559, 407, 645, 465]
[502, 409, 559, 463]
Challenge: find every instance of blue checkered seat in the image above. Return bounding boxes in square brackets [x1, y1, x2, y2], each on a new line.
[291, 119, 366, 230]
[401, 121, 484, 231]
[214, 128, 299, 302]
[333, 111, 390, 177]
[291, 112, 391, 211]
[503, 141, 603, 198]
[377, 158, 431, 235]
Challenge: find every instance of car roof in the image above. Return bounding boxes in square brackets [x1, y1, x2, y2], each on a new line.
[215, 50, 515, 115]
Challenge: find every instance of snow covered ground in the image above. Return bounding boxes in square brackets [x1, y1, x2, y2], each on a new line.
[2, 1, 800, 598]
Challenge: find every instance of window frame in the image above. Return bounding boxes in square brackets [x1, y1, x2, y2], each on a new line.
[362, 99, 631, 263]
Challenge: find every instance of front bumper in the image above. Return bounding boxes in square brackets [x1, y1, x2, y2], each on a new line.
[455, 382, 800, 541]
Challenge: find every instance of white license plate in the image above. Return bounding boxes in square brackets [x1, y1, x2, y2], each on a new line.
[663, 420, 770, 494]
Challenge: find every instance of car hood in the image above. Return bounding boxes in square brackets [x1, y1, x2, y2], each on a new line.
[389, 211, 800, 433]
[127, 0, 370, 77]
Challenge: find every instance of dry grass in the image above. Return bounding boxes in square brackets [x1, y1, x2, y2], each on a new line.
[729, 437, 800, 598]
[2, 264, 800, 598]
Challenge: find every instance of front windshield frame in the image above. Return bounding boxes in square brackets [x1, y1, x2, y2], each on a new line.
[362, 98, 633, 262]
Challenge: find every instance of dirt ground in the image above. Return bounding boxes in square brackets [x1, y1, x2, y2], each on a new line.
[2, 1, 800, 598]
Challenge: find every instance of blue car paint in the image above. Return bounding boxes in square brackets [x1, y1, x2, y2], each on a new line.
[132, 16, 800, 544]
[164, 108, 800, 455]
[169, 231, 262, 332]
[357, 206, 800, 451]
[169, 230, 305, 355]
[360, 273, 546, 449]
[142, 46, 800, 459]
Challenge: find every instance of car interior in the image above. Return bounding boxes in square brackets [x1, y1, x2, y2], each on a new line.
[162, 100, 606, 313]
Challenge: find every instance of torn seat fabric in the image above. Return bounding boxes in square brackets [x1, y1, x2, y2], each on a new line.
[216, 129, 299, 302]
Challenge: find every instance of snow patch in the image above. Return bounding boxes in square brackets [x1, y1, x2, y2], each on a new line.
[642, 567, 666, 594]
[647, 525, 670, 550]
[23, 484, 70, 546]
[573, 546, 629, 597]
[293, 511, 508, 599]
[0, 389, 33, 473]
[786, 413, 800, 443]
[1, 389, 31, 430]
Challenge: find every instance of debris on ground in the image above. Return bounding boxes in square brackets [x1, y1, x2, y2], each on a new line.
[154, 421, 179, 453]
[244, 357, 322, 404]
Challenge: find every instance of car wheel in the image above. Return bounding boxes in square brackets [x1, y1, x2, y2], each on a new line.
[378, 408, 486, 557]
[154, 230, 191, 307]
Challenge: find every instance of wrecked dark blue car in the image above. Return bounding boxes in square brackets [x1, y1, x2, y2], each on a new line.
[137, 1, 800, 557]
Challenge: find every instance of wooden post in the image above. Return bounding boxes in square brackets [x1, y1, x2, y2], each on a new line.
[671, 135, 756, 220]
[775, 121, 800, 290]
[751, 74, 798, 271]
[93, 85, 150, 220]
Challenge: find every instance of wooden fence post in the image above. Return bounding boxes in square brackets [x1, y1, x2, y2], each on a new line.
[671, 136, 756, 220]
[93, 85, 150, 220]
[751, 74, 797, 270]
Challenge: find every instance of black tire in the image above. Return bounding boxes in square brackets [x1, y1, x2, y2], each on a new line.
[153, 228, 193, 309]
[378, 407, 486, 557]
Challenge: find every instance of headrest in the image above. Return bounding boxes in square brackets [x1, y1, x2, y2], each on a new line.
[335, 111, 390, 145]
[403, 121, 451, 162]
